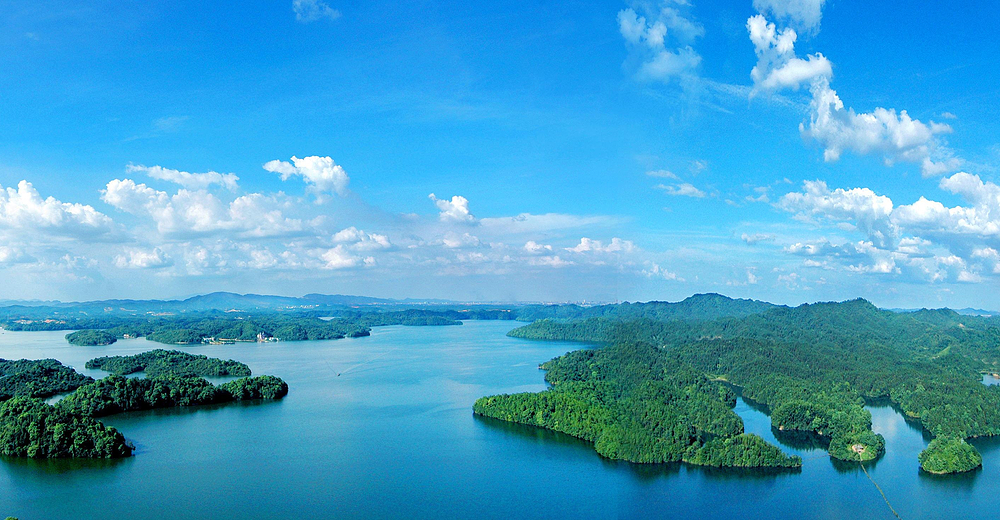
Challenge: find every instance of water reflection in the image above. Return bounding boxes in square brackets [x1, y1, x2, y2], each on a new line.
[771, 429, 829, 452]
[0, 454, 132, 477]
[475, 408, 802, 483]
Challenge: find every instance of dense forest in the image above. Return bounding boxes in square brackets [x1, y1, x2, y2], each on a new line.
[0, 397, 132, 458]
[66, 329, 118, 346]
[86, 350, 251, 378]
[0, 359, 93, 400]
[918, 437, 982, 474]
[484, 297, 1000, 473]
[57, 374, 288, 417]
[475, 343, 802, 468]
[0, 350, 286, 458]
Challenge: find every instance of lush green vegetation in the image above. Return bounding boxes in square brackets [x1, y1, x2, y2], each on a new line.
[58, 375, 227, 417]
[486, 296, 1000, 469]
[65, 329, 118, 346]
[475, 342, 801, 468]
[919, 437, 982, 474]
[0, 359, 93, 399]
[513, 293, 777, 323]
[0, 349, 287, 458]
[57, 372, 288, 418]
[219, 375, 289, 400]
[0, 397, 131, 458]
[86, 350, 251, 378]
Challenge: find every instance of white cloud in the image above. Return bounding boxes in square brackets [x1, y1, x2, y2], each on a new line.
[656, 182, 706, 198]
[333, 227, 392, 251]
[618, 3, 703, 83]
[0, 246, 32, 264]
[566, 237, 636, 253]
[0, 180, 117, 239]
[127, 164, 239, 190]
[779, 180, 898, 248]
[293, 0, 341, 22]
[528, 255, 573, 268]
[803, 79, 956, 176]
[429, 194, 475, 223]
[102, 179, 305, 237]
[114, 247, 171, 269]
[741, 232, 775, 244]
[642, 262, 682, 281]
[264, 156, 350, 201]
[745, 6, 960, 177]
[523, 240, 553, 254]
[747, 15, 831, 93]
[319, 245, 364, 269]
[646, 169, 679, 179]
[752, 0, 826, 32]
[441, 232, 481, 249]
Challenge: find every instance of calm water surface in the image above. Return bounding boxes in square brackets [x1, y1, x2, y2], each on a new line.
[1, 321, 999, 519]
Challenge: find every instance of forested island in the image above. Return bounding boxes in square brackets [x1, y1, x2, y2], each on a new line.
[86, 350, 251, 378]
[9, 309, 519, 346]
[479, 295, 1000, 473]
[0, 350, 286, 459]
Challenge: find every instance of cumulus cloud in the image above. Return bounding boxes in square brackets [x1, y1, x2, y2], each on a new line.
[429, 194, 475, 223]
[102, 179, 305, 237]
[803, 79, 956, 176]
[752, 0, 826, 32]
[264, 156, 350, 201]
[618, 2, 703, 82]
[642, 262, 682, 281]
[114, 247, 172, 269]
[777, 174, 1000, 282]
[523, 241, 553, 254]
[0, 181, 117, 239]
[333, 227, 392, 251]
[747, 14, 831, 93]
[746, 6, 960, 177]
[0, 246, 32, 264]
[127, 164, 239, 191]
[319, 245, 370, 269]
[779, 180, 898, 248]
[441, 232, 481, 249]
[293, 0, 341, 22]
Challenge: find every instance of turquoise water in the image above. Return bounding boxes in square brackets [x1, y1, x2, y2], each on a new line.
[0, 321, 997, 519]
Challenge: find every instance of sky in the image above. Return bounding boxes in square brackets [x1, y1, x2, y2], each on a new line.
[1, 0, 999, 308]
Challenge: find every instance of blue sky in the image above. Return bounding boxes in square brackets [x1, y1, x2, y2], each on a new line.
[1, 0, 1000, 307]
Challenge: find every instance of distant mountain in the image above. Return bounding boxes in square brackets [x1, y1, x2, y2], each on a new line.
[887, 306, 1000, 317]
[0, 292, 435, 317]
[516, 293, 780, 322]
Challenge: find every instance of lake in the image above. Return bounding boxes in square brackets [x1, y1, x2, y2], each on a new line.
[2, 321, 999, 519]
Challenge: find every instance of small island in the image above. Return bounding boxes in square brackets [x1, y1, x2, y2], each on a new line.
[0, 350, 287, 458]
[86, 349, 252, 378]
[919, 437, 983, 474]
[66, 329, 118, 346]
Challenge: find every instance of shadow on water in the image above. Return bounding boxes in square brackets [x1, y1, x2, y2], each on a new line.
[0, 454, 133, 478]
[473, 414, 801, 483]
[771, 428, 830, 452]
[829, 457, 882, 474]
[918, 465, 982, 488]
[105, 397, 285, 422]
